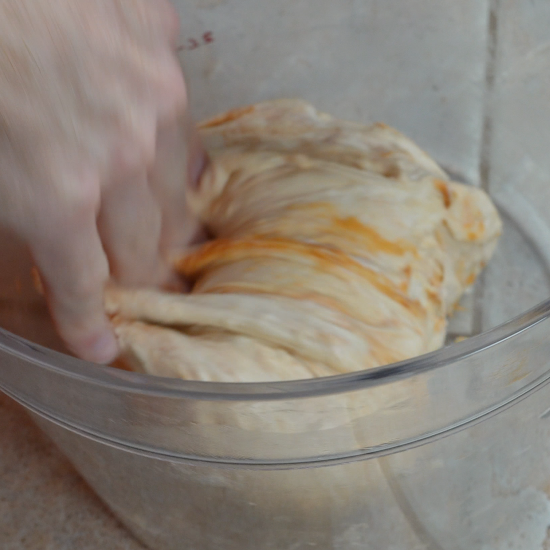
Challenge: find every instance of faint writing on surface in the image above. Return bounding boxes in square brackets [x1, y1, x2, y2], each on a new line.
[177, 32, 214, 52]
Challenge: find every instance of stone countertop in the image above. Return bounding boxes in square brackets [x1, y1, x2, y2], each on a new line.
[0, 391, 147, 550]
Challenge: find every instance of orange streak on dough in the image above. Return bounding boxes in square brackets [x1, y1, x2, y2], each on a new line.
[330, 216, 412, 255]
[176, 238, 425, 317]
[434, 179, 452, 208]
[434, 317, 446, 333]
[286, 201, 335, 213]
[286, 202, 414, 256]
[199, 106, 256, 128]
[467, 223, 485, 241]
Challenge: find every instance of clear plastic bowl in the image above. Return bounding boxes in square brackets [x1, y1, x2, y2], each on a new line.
[2, 1, 550, 548]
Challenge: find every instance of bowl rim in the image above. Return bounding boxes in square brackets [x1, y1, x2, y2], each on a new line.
[1, 298, 550, 402]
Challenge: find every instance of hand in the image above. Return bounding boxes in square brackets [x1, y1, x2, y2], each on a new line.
[0, 0, 204, 363]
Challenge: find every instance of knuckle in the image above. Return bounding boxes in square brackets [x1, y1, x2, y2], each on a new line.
[114, 124, 157, 173]
[131, 0, 180, 47]
[157, 65, 187, 120]
[155, 0, 181, 43]
[165, 4, 181, 45]
[69, 185, 101, 218]
[65, 261, 109, 303]
[137, 127, 158, 168]
[47, 172, 101, 227]
[112, 140, 140, 174]
[54, 311, 110, 362]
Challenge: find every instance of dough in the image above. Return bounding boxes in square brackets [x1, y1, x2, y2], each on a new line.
[106, 99, 502, 383]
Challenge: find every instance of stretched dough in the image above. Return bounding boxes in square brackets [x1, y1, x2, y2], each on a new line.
[108, 99, 501, 383]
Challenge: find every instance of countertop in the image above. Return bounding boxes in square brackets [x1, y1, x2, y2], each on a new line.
[0, 391, 147, 550]
[0, 239, 148, 549]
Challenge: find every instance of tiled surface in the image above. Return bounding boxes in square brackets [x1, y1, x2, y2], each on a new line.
[0, 392, 146, 550]
[176, 0, 490, 184]
[480, 0, 550, 330]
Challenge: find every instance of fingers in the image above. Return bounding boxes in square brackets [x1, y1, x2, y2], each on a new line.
[115, 0, 181, 51]
[105, 44, 187, 167]
[181, 117, 210, 246]
[155, 0, 182, 50]
[184, 113, 210, 192]
[98, 171, 167, 286]
[0, 0, 193, 364]
[115, 39, 187, 125]
[149, 115, 208, 261]
[28, 184, 118, 364]
[157, 56, 187, 124]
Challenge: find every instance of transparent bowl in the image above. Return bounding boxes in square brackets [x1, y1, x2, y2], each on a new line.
[2, 1, 550, 548]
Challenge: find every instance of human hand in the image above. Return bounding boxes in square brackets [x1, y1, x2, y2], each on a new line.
[0, 0, 204, 363]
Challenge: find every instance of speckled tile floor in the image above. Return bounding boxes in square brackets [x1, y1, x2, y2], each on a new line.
[0, 392, 146, 550]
